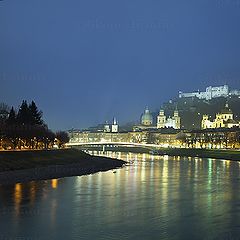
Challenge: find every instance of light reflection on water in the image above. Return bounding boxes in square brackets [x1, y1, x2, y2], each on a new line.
[0, 151, 240, 240]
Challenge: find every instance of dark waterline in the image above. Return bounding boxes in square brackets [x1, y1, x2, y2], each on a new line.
[0, 151, 240, 240]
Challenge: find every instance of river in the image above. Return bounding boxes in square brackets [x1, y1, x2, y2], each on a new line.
[0, 151, 240, 240]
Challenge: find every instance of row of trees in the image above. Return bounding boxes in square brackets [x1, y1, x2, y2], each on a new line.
[7, 100, 43, 126]
[0, 100, 69, 150]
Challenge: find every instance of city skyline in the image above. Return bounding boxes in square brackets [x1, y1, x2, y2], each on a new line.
[1, 2, 240, 239]
[1, 0, 240, 130]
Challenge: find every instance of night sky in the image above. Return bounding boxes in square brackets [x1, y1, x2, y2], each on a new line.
[1, 0, 240, 130]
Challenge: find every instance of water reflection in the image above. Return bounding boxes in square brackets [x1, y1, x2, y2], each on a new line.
[0, 151, 240, 239]
[51, 179, 58, 189]
[14, 183, 22, 216]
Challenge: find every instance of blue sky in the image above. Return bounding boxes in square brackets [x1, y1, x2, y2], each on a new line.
[1, 0, 240, 130]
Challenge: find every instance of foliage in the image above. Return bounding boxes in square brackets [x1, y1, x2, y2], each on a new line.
[56, 131, 70, 148]
[0, 100, 57, 150]
[17, 100, 44, 125]
[0, 102, 10, 122]
[29, 101, 43, 125]
[6, 107, 16, 125]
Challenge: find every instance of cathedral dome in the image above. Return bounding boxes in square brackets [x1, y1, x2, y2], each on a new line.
[141, 107, 153, 126]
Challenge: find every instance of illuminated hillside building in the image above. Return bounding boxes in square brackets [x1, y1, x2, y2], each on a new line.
[179, 84, 240, 100]
[202, 103, 240, 129]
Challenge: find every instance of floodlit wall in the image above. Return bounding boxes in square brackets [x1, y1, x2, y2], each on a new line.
[179, 85, 239, 100]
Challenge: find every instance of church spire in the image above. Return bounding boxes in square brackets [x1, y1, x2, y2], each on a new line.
[113, 117, 117, 125]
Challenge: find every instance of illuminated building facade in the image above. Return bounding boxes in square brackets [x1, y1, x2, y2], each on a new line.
[157, 109, 181, 129]
[133, 107, 155, 131]
[179, 84, 240, 100]
[141, 107, 153, 126]
[111, 118, 119, 133]
[69, 128, 183, 147]
[103, 117, 119, 133]
[184, 128, 240, 149]
[201, 103, 240, 129]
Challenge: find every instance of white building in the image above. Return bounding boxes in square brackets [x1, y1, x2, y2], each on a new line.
[179, 85, 240, 100]
[104, 118, 119, 133]
[157, 109, 181, 129]
[111, 117, 119, 133]
[229, 89, 240, 96]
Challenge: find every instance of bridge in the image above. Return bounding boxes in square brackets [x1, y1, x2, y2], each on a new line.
[66, 141, 165, 149]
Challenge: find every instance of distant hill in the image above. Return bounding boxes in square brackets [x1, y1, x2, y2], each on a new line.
[153, 96, 240, 130]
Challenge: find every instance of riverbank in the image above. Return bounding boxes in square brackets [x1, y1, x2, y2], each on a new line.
[154, 148, 240, 161]
[0, 149, 126, 185]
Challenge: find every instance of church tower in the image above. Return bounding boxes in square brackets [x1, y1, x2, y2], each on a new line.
[104, 121, 111, 132]
[111, 117, 119, 133]
[157, 109, 166, 128]
[173, 109, 181, 129]
[201, 115, 209, 129]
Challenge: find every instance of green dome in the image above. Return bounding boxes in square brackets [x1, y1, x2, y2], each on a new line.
[141, 108, 153, 126]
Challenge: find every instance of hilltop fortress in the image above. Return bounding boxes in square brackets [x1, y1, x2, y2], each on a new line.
[179, 84, 240, 100]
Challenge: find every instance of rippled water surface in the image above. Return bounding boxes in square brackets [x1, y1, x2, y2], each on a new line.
[1, 151, 240, 240]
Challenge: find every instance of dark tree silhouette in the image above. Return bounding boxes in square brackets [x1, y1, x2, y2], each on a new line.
[0, 100, 55, 150]
[17, 100, 30, 125]
[56, 131, 70, 148]
[6, 107, 16, 125]
[16, 100, 44, 126]
[0, 102, 10, 122]
[29, 101, 43, 125]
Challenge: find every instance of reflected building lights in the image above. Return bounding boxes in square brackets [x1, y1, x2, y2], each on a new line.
[96, 172, 103, 202]
[76, 176, 82, 189]
[117, 152, 121, 159]
[163, 155, 169, 161]
[29, 182, 36, 205]
[160, 159, 169, 216]
[225, 160, 231, 169]
[207, 160, 213, 210]
[71, 150, 240, 230]
[51, 179, 58, 189]
[141, 160, 146, 181]
[50, 199, 57, 229]
[14, 183, 22, 216]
